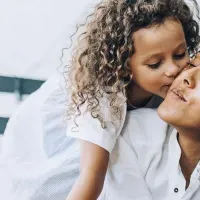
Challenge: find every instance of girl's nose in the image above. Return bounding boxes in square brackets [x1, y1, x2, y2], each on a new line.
[165, 63, 182, 78]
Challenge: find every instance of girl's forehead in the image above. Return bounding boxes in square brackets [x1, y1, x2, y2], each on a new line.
[132, 19, 186, 53]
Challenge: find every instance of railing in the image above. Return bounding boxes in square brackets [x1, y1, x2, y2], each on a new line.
[0, 117, 9, 134]
[0, 76, 45, 134]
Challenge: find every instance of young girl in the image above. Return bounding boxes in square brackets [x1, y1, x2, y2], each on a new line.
[0, 0, 200, 200]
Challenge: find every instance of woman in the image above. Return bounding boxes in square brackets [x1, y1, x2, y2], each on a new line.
[101, 64, 200, 200]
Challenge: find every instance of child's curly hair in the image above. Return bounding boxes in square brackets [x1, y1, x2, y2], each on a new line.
[66, 0, 200, 128]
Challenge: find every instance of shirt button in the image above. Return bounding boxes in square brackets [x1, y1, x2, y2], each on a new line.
[174, 188, 179, 193]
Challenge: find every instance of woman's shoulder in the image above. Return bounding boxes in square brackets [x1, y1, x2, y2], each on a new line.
[123, 108, 169, 146]
[121, 108, 172, 174]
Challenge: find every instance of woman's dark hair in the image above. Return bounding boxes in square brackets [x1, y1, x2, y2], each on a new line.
[66, 0, 200, 127]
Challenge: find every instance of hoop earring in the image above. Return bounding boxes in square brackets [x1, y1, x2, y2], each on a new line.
[130, 74, 133, 80]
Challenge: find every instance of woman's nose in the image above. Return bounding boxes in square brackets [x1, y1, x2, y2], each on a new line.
[183, 77, 194, 88]
[182, 68, 198, 88]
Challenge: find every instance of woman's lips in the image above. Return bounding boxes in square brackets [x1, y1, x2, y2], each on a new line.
[171, 88, 187, 102]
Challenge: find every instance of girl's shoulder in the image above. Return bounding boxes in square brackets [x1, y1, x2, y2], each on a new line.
[66, 91, 127, 154]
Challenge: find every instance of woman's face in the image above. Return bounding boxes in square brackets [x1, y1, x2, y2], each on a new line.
[158, 65, 200, 129]
[130, 18, 190, 98]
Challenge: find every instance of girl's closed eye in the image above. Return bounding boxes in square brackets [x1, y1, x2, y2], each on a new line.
[146, 51, 187, 70]
[174, 51, 186, 59]
[146, 61, 162, 69]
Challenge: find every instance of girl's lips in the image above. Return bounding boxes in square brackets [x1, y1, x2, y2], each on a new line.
[163, 84, 172, 92]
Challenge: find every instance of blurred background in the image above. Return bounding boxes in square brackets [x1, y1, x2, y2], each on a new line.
[0, 0, 199, 140]
[0, 0, 100, 137]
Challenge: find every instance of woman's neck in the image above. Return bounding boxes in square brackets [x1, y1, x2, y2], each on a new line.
[176, 128, 200, 189]
[127, 81, 153, 108]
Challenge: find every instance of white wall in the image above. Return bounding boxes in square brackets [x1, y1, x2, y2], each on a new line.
[0, 0, 100, 79]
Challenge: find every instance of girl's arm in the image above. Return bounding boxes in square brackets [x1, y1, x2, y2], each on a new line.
[66, 140, 109, 200]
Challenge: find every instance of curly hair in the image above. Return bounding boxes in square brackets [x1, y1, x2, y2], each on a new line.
[65, 0, 200, 128]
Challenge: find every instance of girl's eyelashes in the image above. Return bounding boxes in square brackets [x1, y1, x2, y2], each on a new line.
[173, 51, 186, 59]
[146, 61, 162, 69]
[146, 51, 187, 69]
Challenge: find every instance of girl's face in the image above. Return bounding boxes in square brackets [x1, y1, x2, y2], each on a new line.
[130, 18, 190, 98]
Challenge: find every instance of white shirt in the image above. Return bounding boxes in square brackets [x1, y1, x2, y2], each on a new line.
[99, 109, 200, 200]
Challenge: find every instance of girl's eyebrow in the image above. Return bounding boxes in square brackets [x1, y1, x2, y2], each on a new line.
[142, 41, 187, 62]
[142, 53, 163, 63]
[174, 42, 187, 51]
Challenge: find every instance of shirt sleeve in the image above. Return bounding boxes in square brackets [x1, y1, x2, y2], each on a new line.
[66, 96, 126, 154]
